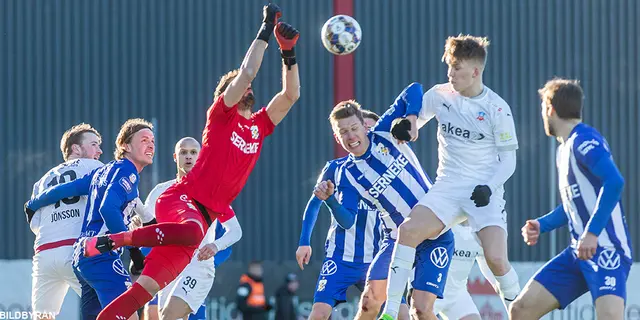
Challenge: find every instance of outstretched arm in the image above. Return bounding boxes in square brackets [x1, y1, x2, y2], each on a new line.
[372, 82, 423, 133]
[223, 4, 281, 107]
[266, 22, 301, 125]
[27, 173, 93, 211]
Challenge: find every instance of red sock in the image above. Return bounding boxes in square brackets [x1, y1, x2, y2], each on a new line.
[122, 221, 204, 247]
[97, 282, 152, 319]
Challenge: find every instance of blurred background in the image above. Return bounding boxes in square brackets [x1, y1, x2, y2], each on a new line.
[1, 0, 639, 319]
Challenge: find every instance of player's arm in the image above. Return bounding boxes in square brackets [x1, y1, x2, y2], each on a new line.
[536, 205, 569, 233]
[99, 172, 137, 234]
[26, 171, 94, 212]
[213, 220, 233, 267]
[576, 138, 625, 236]
[265, 22, 300, 126]
[373, 82, 423, 133]
[223, 4, 281, 107]
[212, 216, 242, 257]
[299, 161, 335, 246]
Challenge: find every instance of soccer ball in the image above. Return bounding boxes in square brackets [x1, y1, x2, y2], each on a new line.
[321, 15, 362, 55]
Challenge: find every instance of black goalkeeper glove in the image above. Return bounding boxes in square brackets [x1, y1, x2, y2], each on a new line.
[128, 247, 146, 275]
[470, 185, 492, 207]
[256, 3, 282, 42]
[391, 118, 412, 142]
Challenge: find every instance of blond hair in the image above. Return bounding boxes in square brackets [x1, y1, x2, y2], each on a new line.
[442, 34, 490, 65]
[114, 118, 154, 159]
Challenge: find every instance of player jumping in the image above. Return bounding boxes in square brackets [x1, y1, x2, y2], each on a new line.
[83, 4, 300, 319]
[315, 83, 455, 320]
[135, 137, 241, 320]
[380, 35, 521, 319]
[511, 78, 631, 320]
[27, 123, 104, 320]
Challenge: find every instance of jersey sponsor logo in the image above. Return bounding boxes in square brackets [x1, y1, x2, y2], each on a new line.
[452, 249, 478, 259]
[231, 131, 259, 154]
[368, 154, 409, 198]
[430, 246, 449, 269]
[358, 200, 374, 211]
[119, 177, 133, 193]
[112, 259, 129, 277]
[129, 173, 137, 183]
[250, 125, 260, 139]
[560, 184, 581, 202]
[317, 279, 327, 292]
[320, 260, 338, 276]
[440, 122, 485, 140]
[50, 208, 81, 223]
[597, 249, 621, 270]
[499, 132, 514, 143]
[577, 139, 600, 156]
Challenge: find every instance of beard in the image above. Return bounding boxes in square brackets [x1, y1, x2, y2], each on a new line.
[238, 93, 255, 111]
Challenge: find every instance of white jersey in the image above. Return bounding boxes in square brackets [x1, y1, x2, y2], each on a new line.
[144, 179, 215, 245]
[417, 83, 519, 184]
[30, 158, 103, 249]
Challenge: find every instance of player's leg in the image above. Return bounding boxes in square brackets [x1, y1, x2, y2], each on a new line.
[580, 248, 631, 320]
[357, 239, 395, 320]
[73, 267, 101, 320]
[32, 250, 69, 319]
[408, 232, 454, 320]
[384, 184, 461, 319]
[144, 296, 160, 320]
[97, 245, 195, 319]
[161, 260, 215, 320]
[467, 196, 520, 308]
[510, 247, 587, 320]
[309, 303, 333, 320]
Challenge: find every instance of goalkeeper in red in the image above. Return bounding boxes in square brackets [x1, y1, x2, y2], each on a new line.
[92, 4, 301, 319]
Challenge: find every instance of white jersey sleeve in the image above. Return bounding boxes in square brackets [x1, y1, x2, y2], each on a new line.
[490, 101, 519, 152]
[417, 85, 439, 129]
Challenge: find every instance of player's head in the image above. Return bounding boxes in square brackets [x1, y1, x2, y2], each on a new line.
[173, 137, 201, 176]
[214, 69, 255, 112]
[361, 109, 380, 129]
[442, 34, 490, 93]
[247, 260, 263, 278]
[114, 118, 155, 169]
[538, 78, 583, 137]
[60, 123, 103, 161]
[329, 100, 370, 157]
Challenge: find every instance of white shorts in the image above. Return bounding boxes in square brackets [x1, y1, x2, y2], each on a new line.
[32, 246, 81, 314]
[434, 289, 479, 319]
[417, 180, 507, 233]
[158, 258, 215, 314]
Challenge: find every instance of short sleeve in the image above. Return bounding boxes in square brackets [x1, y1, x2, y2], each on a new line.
[252, 107, 276, 137]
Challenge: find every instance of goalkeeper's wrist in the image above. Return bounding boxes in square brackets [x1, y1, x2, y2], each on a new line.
[281, 48, 296, 68]
[256, 22, 274, 43]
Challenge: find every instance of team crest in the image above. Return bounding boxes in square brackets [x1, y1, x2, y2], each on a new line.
[317, 279, 327, 292]
[477, 111, 486, 121]
[377, 145, 389, 156]
[250, 125, 260, 139]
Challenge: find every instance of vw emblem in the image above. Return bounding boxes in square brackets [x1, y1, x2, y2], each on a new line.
[112, 259, 129, 277]
[320, 260, 338, 276]
[430, 247, 449, 269]
[597, 249, 621, 270]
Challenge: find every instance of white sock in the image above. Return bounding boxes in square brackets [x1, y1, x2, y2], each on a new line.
[381, 243, 416, 318]
[495, 266, 520, 310]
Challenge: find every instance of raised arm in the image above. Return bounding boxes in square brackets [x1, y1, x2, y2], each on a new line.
[373, 82, 423, 133]
[223, 4, 281, 107]
[27, 172, 93, 212]
[265, 22, 301, 125]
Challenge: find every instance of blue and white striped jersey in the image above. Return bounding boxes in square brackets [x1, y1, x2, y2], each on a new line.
[557, 123, 632, 260]
[335, 83, 433, 240]
[320, 157, 382, 263]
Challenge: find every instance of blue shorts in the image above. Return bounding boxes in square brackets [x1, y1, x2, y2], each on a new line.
[147, 294, 159, 306]
[313, 258, 369, 306]
[368, 230, 454, 299]
[73, 268, 101, 320]
[534, 246, 631, 308]
[75, 251, 132, 307]
[189, 304, 206, 320]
